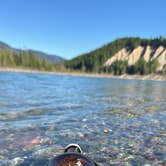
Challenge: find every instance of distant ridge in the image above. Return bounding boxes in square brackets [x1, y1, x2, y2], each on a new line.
[0, 41, 64, 64]
[28, 49, 64, 64]
[0, 41, 11, 50]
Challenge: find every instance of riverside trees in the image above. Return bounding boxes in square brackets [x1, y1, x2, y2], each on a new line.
[0, 50, 55, 71]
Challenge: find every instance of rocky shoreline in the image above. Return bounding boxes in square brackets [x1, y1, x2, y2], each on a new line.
[0, 67, 166, 81]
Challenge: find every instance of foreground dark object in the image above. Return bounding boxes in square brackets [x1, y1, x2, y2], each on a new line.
[48, 144, 97, 166]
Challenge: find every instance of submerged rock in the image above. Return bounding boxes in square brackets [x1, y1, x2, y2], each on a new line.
[103, 129, 111, 134]
[11, 157, 24, 166]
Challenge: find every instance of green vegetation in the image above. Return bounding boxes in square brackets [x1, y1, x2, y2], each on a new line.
[134, 58, 159, 75]
[0, 37, 164, 75]
[102, 58, 159, 75]
[101, 60, 128, 75]
[63, 37, 165, 75]
[0, 50, 55, 71]
[161, 65, 166, 75]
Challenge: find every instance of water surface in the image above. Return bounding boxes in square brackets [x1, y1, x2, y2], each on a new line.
[0, 72, 166, 165]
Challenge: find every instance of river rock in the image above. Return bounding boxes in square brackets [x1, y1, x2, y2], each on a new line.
[11, 157, 24, 165]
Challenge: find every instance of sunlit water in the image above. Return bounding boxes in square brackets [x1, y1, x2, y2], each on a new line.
[0, 72, 166, 166]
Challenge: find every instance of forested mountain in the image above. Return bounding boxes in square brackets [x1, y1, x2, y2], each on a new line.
[28, 50, 64, 64]
[0, 41, 64, 64]
[64, 37, 166, 75]
[0, 41, 65, 71]
[0, 41, 11, 50]
[0, 49, 56, 71]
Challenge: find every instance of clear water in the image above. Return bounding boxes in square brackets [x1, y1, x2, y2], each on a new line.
[0, 72, 166, 166]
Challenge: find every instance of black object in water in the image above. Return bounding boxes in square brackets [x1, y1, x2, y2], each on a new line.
[48, 144, 98, 166]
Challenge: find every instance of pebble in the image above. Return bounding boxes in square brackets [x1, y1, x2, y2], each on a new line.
[82, 118, 87, 122]
[30, 136, 41, 145]
[78, 132, 84, 138]
[40, 137, 52, 145]
[144, 152, 155, 161]
[124, 155, 134, 160]
[11, 157, 24, 165]
[104, 129, 109, 134]
[33, 145, 63, 158]
[0, 155, 6, 160]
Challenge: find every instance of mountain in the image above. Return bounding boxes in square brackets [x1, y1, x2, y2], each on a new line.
[0, 41, 64, 64]
[64, 37, 166, 75]
[28, 49, 64, 64]
[0, 41, 12, 50]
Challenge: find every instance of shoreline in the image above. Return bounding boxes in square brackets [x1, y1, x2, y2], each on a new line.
[0, 67, 166, 81]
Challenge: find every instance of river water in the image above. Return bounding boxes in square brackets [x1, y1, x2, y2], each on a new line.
[0, 72, 165, 166]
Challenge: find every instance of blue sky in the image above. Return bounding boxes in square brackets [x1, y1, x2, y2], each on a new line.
[0, 0, 165, 59]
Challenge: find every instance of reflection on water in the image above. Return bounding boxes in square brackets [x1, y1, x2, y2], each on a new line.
[0, 72, 166, 165]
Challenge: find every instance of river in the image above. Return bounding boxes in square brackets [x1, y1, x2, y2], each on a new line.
[0, 72, 166, 165]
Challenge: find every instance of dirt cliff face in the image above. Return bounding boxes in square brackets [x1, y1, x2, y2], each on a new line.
[143, 46, 152, 62]
[157, 49, 166, 70]
[104, 45, 166, 71]
[104, 48, 130, 66]
[128, 46, 144, 66]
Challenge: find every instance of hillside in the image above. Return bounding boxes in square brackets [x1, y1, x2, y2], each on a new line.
[28, 50, 64, 64]
[64, 37, 166, 75]
[0, 41, 64, 64]
[0, 41, 65, 71]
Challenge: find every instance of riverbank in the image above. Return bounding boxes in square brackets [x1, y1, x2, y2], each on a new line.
[0, 67, 166, 81]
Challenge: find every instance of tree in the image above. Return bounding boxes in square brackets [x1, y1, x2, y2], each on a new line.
[147, 59, 159, 73]
[0, 49, 55, 71]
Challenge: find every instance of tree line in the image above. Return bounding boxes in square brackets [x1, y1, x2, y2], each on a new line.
[0, 50, 55, 71]
[101, 58, 159, 75]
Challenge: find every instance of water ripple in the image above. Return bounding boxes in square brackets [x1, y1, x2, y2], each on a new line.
[0, 72, 166, 165]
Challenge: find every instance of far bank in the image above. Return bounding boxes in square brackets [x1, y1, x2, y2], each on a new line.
[0, 67, 166, 82]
